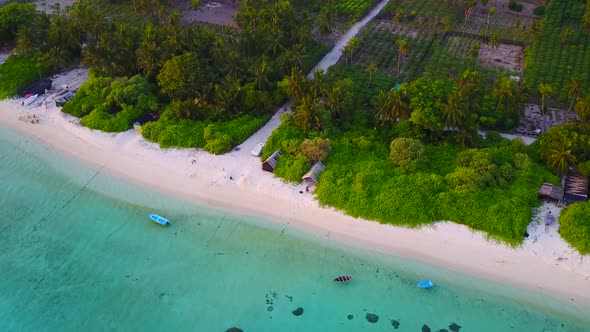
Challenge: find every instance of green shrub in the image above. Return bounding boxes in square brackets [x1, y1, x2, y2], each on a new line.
[559, 202, 590, 254]
[63, 75, 159, 132]
[0, 53, 48, 98]
[508, 0, 523, 12]
[533, 6, 545, 16]
[578, 161, 590, 177]
[0, 3, 38, 44]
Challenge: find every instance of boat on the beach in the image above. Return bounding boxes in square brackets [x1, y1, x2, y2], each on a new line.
[23, 94, 38, 106]
[417, 280, 433, 288]
[333, 275, 352, 282]
[149, 214, 170, 227]
[251, 142, 264, 157]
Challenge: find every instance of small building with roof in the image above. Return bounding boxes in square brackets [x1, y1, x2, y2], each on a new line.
[262, 150, 281, 173]
[538, 183, 564, 202]
[301, 161, 326, 185]
[564, 174, 589, 204]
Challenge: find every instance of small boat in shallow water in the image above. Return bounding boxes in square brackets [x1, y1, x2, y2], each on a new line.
[333, 275, 352, 282]
[149, 214, 170, 227]
[417, 280, 433, 289]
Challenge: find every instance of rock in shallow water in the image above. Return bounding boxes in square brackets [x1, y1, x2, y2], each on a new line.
[449, 323, 461, 332]
[422, 324, 431, 332]
[347, 314, 354, 320]
[292, 307, 304, 316]
[365, 313, 379, 323]
[391, 319, 400, 328]
[226, 328, 243, 332]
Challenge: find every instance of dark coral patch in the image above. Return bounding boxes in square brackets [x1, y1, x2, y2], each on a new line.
[391, 319, 400, 329]
[438, 329, 449, 332]
[226, 328, 243, 332]
[347, 314, 354, 320]
[292, 307, 304, 316]
[365, 313, 379, 323]
[422, 324, 431, 332]
[449, 323, 461, 332]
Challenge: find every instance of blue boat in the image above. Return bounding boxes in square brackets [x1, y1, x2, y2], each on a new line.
[417, 280, 433, 289]
[149, 214, 170, 227]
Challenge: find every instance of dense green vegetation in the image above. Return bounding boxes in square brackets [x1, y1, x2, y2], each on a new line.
[2, 0, 590, 249]
[0, 52, 48, 98]
[559, 202, 590, 254]
[525, 0, 590, 102]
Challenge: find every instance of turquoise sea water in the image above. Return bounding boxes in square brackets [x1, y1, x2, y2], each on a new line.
[1, 125, 589, 332]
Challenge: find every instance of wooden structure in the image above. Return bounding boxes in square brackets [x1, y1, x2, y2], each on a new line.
[262, 150, 281, 173]
[538, 183, 564, 201]
[564, 174, 589, 204]
[301, 161, 326, 185]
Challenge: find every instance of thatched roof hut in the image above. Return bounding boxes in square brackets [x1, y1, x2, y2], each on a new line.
[538, 183, 564, 201]
[301, 161, 326, 185]
[564, 174, 589, 203]
[262, 150, 281, 173]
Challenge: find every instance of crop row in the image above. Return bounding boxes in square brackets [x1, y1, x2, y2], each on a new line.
[524, 0, 590, 100]
[335, 0, 380, 22]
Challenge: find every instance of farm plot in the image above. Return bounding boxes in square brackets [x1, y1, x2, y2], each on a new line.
[379, 0, 464, 27]
[478, 43, 523, 73]
[346, 20, 436, 82]
[424, 35, 503, 83]
[335, 0, 380, 23]
[460, 9, 533, 43]
[524, 0, 590, 100]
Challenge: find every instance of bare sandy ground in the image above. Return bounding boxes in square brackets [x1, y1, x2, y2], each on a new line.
[1, 68, 590, 319]
[33, 0, 77, 14]
[181, 0, 239, 26]
[479, 43, 523, 73]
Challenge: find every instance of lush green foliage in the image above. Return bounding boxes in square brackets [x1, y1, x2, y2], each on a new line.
[533, 6, 545, 17]
[0, 53, 48, 98]
[312, 130, 555, 245]
[525, 0, 590, 102]
[62, 75, 160, 132]
[335, 0, 380, 23]
[142, 108, 268, 154]
[508, 1, 523, 13]
[559, 202, 590, 254]
[0, 2, 37, 44]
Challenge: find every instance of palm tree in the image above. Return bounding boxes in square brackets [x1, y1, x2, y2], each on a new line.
[484, 7, 495, 37]
[396, 38, 408, 76]
[567, 78, 582, 112]
[294, 95, 324, 132]
[442, 90, 467, 130]
[467, 42, 480, 69]
[574, 96, 590, 133]
[345, 37, 359, 64]
[39, 46, 68, 73]
[318, 6, 334, 35]
[487, 33, 499, 49]
[283, 68, 306, 100]
[374, 88, 408, 124]
[366, 62, 377, 88]
[309, 68, 328, 98]
[538, 82, 553, 131]
[493, 76, 514, 112]
[545, 138, 576, 176]
[253, 56, 270, 90]
[561, 27, 574, 44]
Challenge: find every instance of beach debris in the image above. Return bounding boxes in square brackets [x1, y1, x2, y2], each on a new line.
[422, 324, 431, 332]
[18, 114, 39, 124]
[365, 313, 379, 323]
[226, 328, 243, 332]
[449, 322, 461, 331]
[292, 307, 303, 316]
[391, 319, 400, 328]
[347, 314, 354, 320]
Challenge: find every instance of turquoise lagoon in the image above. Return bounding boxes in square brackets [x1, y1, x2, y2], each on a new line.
[0, 125, 589, 332]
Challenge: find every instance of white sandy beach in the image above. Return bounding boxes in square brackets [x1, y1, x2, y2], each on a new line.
[1, 70, 590, 316]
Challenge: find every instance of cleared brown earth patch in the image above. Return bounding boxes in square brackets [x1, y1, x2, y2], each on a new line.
[478, 43, 523, 73]
[181, 0, 240, 27]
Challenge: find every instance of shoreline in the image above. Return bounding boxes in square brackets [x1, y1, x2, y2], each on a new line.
[2, 99, 590, 317]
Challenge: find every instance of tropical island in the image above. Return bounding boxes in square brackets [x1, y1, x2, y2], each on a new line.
[1, 0, 589, 256]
